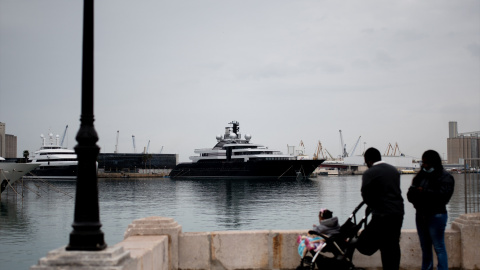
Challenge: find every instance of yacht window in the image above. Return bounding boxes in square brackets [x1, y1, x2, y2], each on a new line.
[36, 158, 78, 162]
[40, 152, 74, 155]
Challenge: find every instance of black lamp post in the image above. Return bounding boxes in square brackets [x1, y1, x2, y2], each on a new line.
[66, 0, 107, 251]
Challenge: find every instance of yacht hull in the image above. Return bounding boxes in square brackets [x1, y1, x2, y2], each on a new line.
[0, 163, 40, 193]
[25, 165, 78, 180]
[169, 159, 324, 180]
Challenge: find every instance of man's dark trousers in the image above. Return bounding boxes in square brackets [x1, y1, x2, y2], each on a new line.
[357, 213, 403, 270]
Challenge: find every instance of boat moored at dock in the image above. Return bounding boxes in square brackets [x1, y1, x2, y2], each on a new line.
[169, 121, 324, 180]
[25, 132, 78, 180]
[0, 157, 40, 193]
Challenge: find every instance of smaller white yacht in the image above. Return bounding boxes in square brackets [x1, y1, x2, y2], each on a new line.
[26, 133, 78, 180]
[0, 157, 40, 193]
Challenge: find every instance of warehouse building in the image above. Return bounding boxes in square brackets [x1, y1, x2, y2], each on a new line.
[0, 122, 17, 158]
[98, 153, 178, 173]
[447, 121, 480, 169]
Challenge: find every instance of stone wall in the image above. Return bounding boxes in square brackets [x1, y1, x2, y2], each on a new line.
[31, 213, 480, 270]
[174, 229, 462, 270]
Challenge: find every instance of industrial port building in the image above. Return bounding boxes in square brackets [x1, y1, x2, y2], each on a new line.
[0, 122, 17, 158]
[98, 153, 178, 173]
[447, 121, 480, 168]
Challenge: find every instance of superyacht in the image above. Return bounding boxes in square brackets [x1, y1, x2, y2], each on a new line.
[26, 133, 78, 180]
[169, 121, 324, 180]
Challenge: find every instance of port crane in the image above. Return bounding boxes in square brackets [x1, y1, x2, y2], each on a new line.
[145, 140, 150, 154]
[313, 141, 322, 160]
[314, 141, 331, 160]
[298, 140, 306, 155]
[114, 130, 119, 153]
[384, 142, 403, 156]
[324, 148, 335, 160]
[339, 131, 362, 158]
[60, 125, 68, 147]
[339, 130, 348, 158]
[348, 136, 361, 157]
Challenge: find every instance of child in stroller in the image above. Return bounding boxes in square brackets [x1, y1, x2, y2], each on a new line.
[296, 202, 370, 270]
[296, 209, 340, 267]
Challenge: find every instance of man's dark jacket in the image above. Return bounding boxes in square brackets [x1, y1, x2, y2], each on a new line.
[361, 162, 404, 217]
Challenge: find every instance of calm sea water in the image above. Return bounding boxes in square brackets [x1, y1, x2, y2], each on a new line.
[0, 174, 466, 269]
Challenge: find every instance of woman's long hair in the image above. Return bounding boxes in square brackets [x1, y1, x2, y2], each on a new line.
[414, 150, 444, 180]
[422, 150, 444, 172]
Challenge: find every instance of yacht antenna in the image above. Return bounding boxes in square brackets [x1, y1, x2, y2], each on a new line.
[132, 135, 136, 153]
[229, 121, 240, 135]
[114, 131, 119, 153]
[60, 125, 68, 147]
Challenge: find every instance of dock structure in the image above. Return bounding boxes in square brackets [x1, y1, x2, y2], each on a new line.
[98, 153, 177, 174]
[31, 213, 480, 270]
[447, 121, 480, 169]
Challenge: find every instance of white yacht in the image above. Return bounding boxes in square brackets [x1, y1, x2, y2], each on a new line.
[0, 157, 40, 193]
[169, 121, 324, 180]
[26, 133, 78, 180]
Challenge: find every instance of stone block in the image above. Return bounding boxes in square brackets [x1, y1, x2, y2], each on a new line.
[116, 236, 168, 270]
[211, 230, 269, 270]
[445, 229, 461, 269]
[398, 229, 422, 269]
[452, 213, 480, 270]
[124, 217, 181, 270]
[351, 228, 461, 270]
[270, 230, 305, 269]
[178, 232, 211, 270]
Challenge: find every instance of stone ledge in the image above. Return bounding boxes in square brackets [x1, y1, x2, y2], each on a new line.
[31, 214, 480, 270]
[30, 245, 134, 270]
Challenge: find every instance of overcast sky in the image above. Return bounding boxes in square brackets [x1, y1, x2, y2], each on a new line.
[1, 0, 479, 162]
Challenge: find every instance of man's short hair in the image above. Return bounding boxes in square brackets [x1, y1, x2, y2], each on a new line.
[364, 147, 382, 163]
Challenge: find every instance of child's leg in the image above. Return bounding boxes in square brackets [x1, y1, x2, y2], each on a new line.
[310, 237, 324, 243]
[298, 239, 307, 258]
[305, 238, 314, 250]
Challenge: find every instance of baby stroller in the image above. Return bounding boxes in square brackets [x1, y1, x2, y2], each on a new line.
[297, 202, 371, 270]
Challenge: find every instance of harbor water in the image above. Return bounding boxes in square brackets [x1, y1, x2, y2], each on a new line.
[0, 174, 467, 269]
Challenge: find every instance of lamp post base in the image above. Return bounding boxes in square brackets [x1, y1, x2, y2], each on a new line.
[66, 230, 107, 251]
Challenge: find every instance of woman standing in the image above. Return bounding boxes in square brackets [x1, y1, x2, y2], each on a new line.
[407, 150, 455, 270]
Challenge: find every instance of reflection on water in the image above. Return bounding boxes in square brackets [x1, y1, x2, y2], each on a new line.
[0, 174, 467, 269]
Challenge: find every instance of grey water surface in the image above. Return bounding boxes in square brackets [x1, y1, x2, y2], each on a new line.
[0, 174, 466, 269]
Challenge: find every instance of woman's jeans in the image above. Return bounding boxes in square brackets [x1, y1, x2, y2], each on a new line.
[415, 213, 448, 270]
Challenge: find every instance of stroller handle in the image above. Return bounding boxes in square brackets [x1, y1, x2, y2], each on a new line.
[308, 230, 329, 238]
[352, 201, 365, 215]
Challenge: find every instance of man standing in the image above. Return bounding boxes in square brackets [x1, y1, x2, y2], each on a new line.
[357, 147, 404, 270]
